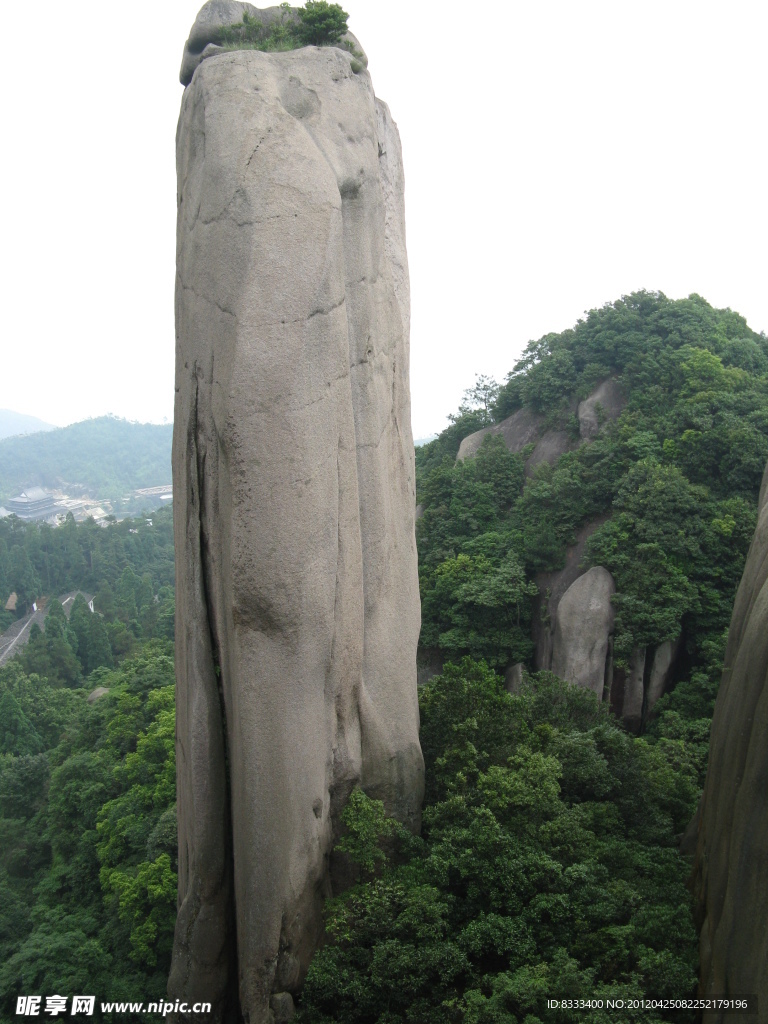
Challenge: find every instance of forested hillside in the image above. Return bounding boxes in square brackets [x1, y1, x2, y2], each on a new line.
[0, 417, 172, 503]
[0, 508, 177, 1019]
[0, 506, 174, 630]
[0, 644, 177, 1012]
[415, 291, 767, 769]
[1, 291, 767, 1022]
[295, 292, 768, 1022]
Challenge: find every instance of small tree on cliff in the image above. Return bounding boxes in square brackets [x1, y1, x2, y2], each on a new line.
[296, 1, 349, 45]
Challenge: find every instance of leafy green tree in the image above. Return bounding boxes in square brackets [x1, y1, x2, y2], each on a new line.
[8, 545, 40, 616]
[0, 693, 44, 756]
[421, 552, 536, 667]
[458, 375, 501, 425]
[20, 607, 82, 689]
[297, 662, 698, 1023]
[116, 567, 138, 623]
[0, 643, 176, 1019]
[296, 1, 349, 45]
[69, 594, 114, 676]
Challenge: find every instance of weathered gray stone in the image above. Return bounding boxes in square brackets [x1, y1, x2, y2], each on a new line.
[646, 636, 681, 713]
[551, 567, 615, 698]
[504, 662, 525, 695]
[621, 647, 646, 733]
[269, 993, 295, 1023]
[457, 379, 624, 467]
[532, 514, 610, 671]
[170, 38, 422, 1023]
[180, 1, 367, 87]
[693, 460, 768, 1019]
[526, 429, 575, 473]
[86, 686, 109, 704]
[577, 377, 625, 440]
[456, 405, 542, 461]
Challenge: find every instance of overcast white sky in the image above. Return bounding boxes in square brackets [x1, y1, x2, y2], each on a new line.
[1, 1, 766, 438]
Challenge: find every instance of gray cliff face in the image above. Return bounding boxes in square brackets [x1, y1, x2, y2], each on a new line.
[550, 566, 615, 698]
[171, 35, 422, 1023]
[693, 460, 768, 1020]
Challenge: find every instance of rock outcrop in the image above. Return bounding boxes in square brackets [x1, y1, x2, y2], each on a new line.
[504, 662, 525, 695]
[618, 646, 646, 733]
[532, 515, 609, 672]
[457, 405, 543, 462]
[576, 377, 625, 440]
[692, 461, 768, 1019]
[170, 14, 423, 1021]
[456, 377, 625, 467]
[551, 567, 615, 698]
[531, 517, 682, 724]
[646, 636, 681, 713]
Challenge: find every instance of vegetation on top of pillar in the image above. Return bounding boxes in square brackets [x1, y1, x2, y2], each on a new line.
[218, 2, 352, 53]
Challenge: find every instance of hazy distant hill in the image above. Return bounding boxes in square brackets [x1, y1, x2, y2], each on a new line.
[0, 409, 55, 440]
[0, 416, 172, 502]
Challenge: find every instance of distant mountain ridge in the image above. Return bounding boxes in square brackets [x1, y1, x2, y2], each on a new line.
[0, 416, 172, 503]
[0, 409, 55, 440]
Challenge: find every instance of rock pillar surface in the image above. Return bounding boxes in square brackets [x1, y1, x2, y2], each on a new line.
[692, 462, 768, 1020]
[551, 566, 615, 698]
[170, 31, 423, 1023]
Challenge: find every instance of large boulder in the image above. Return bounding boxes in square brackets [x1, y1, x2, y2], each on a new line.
[456, 405, 542, 461]
[532, 515, 609, 671]
[170, 34, 422, 1023]
[692, 461, 768, 1019]
[551, 566, 615, 698]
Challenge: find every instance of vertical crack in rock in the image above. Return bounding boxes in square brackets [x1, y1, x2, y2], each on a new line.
[192, 365, 242, 1024]
[170, 364, 236, 1024]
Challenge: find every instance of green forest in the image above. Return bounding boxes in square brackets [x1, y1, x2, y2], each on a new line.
[0, 417, 172, 505]
[1, 292, 767, 1021]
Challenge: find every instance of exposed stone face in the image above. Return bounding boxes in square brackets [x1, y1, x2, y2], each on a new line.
[456, 405, 543, 461]
[171, 39, 422, 1023]
[504, 662, 525, 695]
[693, 461, 768, 1020]
[551, 567, 615, 698]
[532, 515, 609, 672]
[526, 429, 574, 473]
[620, 646, 646, 733]
[646, 636, 681, 713]
[456, 377, 625, 467]
[577, 377, 625, 440]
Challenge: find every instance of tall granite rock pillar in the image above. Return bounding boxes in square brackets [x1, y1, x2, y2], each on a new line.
[169, 9, 424, 1020]
[692, 461, 768, 1020]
